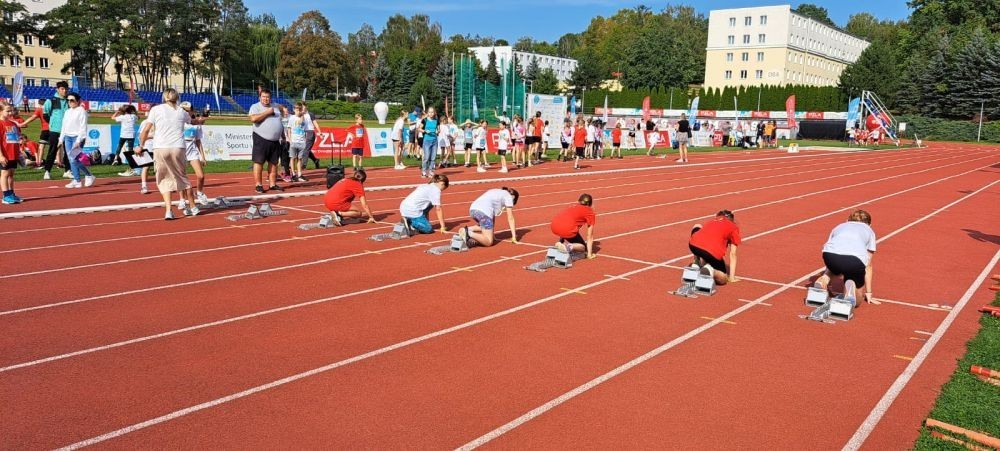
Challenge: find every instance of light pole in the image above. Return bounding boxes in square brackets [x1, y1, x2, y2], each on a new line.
[582, 87, 587, 116]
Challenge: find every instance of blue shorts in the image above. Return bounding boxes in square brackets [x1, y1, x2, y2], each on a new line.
[351, 147, 364, 156]
[470, 209, 494, 230]
[405, 204, 435, 234]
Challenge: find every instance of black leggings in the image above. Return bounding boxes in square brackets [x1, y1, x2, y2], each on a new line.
[42, 131, 67, 172]
[115, 138, 135, 166]
[822, 252, 866, 287]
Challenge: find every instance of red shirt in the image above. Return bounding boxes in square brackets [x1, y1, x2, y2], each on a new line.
[32, 107, 49, 131]
[689, 217, 742, 259]
[551, 204, 596, 238]
[1, 119, 22, 161]
[532, 118, 543, 137]
[611, 128, 622, 143]
[324, 179, 365, 212]
[573, 127, 586, 148]
[346, 124, 368, 150]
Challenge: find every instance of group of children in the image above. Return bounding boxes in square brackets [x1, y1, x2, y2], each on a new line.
[848, 127, 884, 147]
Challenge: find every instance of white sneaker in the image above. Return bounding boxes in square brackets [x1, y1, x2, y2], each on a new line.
[43, 171, 51, 180]
[477, 166, 486, 173]
[140, 185, 150, 195]
[184, 206, 200, 217]
[62, 171, 73, 179]
[498, 168, 508, 173]
[178, 199, 188, 211]
[65, 180, 81, 188]
[675, 158, 684, 162]
[118, 170, 135, 177]
[83, 175, 96, 187]
[196, 192, 210, 205]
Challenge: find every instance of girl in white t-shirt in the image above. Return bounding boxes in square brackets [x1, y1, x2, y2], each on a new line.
[391, 109, 406, 170]
[460, 187, 519, 248]
[112, 105, 138, 169]
[512, 116, 525, 168]
[461, 120, 475, 168]
[496, 121, 512, 173]
[474, 119, 489, 172]
[399, 174, 449, 234]
[559, 122, 572, 161]
[179, 102, 208, 206]
[814, 209, 878, 306]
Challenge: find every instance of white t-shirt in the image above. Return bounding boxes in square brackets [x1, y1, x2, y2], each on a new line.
[183, 123, 203, 160]
[303, 113, 315, 132]
[287, 115, 306, 144]
[61, 106, 88, 138]
[114, 114, 138, 139]
[822, 221, 877, 265]
[400, 184, 442, 218]
[497, 129, 511, 150]
[148, 104, 191, 149]
[586, 125, 596, 142]
[474, 127, 487, 149]
[139, 119, 154, 150]
[470, 189, 514, 217]
[392, 117, 405, 141]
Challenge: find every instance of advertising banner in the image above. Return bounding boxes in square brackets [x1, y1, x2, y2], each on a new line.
[200, 126, 254, 160]
[526, 94, 568, 149]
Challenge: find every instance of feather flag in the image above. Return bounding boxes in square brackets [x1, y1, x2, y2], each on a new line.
[214, 85, 222, 112]
[602, 95, 608, 125]
[641, 96, 650, 122]
[301, 88, 307, 102]
[786, 95, 797, 129]
[688, 96, 699, 120]
[11, 71, 24, 106]
[472, 95, 479, 119]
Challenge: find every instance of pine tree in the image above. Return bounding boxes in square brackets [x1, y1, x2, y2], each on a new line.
[982, 39, 1000, 118]
[485, 50, 501, 84]
[432, 53, 453, 105]
[951, 28, 991, 118]
[393, 57, 418, 103]
[367, 51, 393, 101]
[522, 56, 541, 81]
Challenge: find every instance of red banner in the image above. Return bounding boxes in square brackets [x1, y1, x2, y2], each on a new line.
[641, 96, 651, 122]
[805, 111, 823, 120]
[697, 110, 717, 118]
[751, 111, 770, 118]
[712, 130, 724, 147]
[786, 95, 797, 128]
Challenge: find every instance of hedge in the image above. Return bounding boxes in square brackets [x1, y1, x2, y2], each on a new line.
[897, 115, 1000, 143]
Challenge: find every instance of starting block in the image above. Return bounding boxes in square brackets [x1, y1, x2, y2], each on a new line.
[427, 234, 470, 255]
[787, 143, 800, 153]
[298, 214, 335, 231]
[801, 286, 855, 323]
[670, 264, 716, 298]
[524, 247, 578, 272]
[369, 221, 412, 241]
[805, 285, 829, 307]
[202, 196, 247, 210]
[226, 203, 288, 221]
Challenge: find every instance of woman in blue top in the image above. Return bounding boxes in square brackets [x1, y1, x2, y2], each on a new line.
[418, 107, 439, 178]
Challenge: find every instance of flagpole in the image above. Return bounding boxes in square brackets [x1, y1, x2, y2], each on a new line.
[978, 100, 985, 142]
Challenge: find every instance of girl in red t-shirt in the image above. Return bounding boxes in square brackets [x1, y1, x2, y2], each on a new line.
[572, 119, 587, 170]
[611, 122, 623, 159]
[550, 193, 596, 258]
[688, 210, 741, 285]
[1, 104, 24, 204]
[323, 169, 375, 226]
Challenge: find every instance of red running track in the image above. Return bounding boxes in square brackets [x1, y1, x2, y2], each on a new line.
[1, 143, 998, 449]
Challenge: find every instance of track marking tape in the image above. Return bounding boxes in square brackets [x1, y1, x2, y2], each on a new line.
[701, 316, 737, 325]
[914, 330, 933, 336]
[908, 337, 927, 342]
[738, 298, 772, 307]
[452, 266, 473, 273]
[560, 288, 587, 295]
[893, 355, 914, 361]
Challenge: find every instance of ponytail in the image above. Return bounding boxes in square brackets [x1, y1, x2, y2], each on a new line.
[848, 209, 871, 225]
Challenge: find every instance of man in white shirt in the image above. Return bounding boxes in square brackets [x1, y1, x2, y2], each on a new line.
[248, 89, 285, 193]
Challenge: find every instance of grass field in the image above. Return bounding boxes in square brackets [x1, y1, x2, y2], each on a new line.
[914, 289, 1000, 450]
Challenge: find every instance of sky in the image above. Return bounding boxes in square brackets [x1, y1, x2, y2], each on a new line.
[244, 1, 912, 42]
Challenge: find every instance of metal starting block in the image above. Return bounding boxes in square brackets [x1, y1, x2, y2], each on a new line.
[226, 203, 287, 221]
[202, 196, 247, 210]
[298, 214, 335, 231]
[369, 221, 412, 241]
[670, 264, 717, 298]
[524, 247, 578, 272]
[800, 290, 855, 324]
[805, 286, 829, 307]
[427, 234, 470, 255]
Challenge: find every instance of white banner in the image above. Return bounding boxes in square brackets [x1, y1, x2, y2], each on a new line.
[369, 127, 393, 157]
[201, 126, 254, 160]
[82, 125, 112, 154]
[526, 93, 568, 149]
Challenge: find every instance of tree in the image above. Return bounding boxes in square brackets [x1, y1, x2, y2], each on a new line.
[795, 3, 836, 27]
[407, 75, 437, 111]
[393, 57, 417, 101]
[277, 10, 346, 96]
[522, 56, 540, 81]
[204, 0, 251, 94]
[367, 51, 393, 101]
[43, 0, 126, 86]
[245, 14, 282, 90]
[533, 69, 559, 95]
[432, 53, 453, 104]
[569, 49, 602, 90]
[484, 50, 501, 84]
[951, 28, 999, 118]
[0, 0, 37, 57]
[347, 23, 378, 98]
[839, 40, 901, 108]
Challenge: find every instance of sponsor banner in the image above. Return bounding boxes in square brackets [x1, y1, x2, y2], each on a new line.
[697, 110, 717, 118]
[785, 95, 798, 129]
[805, 112, 824, 120]
[201, 126, 254, 160]
[82, 125, 112, 155]
[751, 111, 771, 119]
[526, 94, 568, 149]
[369, 128, 393, 157]
[712, 130, 724, 146]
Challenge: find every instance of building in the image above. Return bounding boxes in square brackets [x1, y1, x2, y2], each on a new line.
[468, 46, 577, 82]
[703, 5, 869, 89]
[0, 0, 70, 90]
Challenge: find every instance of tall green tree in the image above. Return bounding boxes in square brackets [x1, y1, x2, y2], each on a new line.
[432, 53, 453, 104]
[245, 14, 281, 90]
[367, 51, 393, 101]
[484, 50, 501, 84]
[569, 49, 602, 90]
[0, 0, 37, 58]
[533, 69, 559, 95]
[839, 40, 902, 108]
[393, 57, 417, 101]
[276, 10, 345, 96]
[347, 23, 378, 98]
[521, 56, 540, 81]
[204, 0, 251, 94]
[794, 3, 836, 27]
[950, 28, 999, 118]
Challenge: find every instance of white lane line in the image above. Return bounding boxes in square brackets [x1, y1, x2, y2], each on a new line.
[50, 174, 994, 450]
[842, 248, 1000, 451]
[0, 147, 945, 220]
[457, 178, 999, 450]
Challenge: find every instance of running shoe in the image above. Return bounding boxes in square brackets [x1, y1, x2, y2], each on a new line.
[268, 185, 284, 192]
[255, 185, 265, 194]
[477, 166, 486, 173]
[43, 171, 51, 180]
[141, 185, 150, 194]
[62, 171, 73, 179]
[498, 168, 508, 173]
[83, 175, 96, 187]
[282, 175, 292, 183]
[196, 192, 210, 205]
[165, 210, 176, 220]
[118, 170, 136, 177]
[331, 211, 343, 227]
[11, 194, 23, 203]
[178, 199, 188, 211]
[843, 280, 857, 306]
[700, 264, 714, 277]
[185, 206, 200, 217]
[298, 175, 309, 182]
[2, 194, 16, 205]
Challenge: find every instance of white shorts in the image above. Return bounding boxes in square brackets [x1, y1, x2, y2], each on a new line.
[185, 143, 200, 162]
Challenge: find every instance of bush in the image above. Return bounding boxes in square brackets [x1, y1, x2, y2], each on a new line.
[304, 100, 377, 120]
[897, 115, 1000, 142]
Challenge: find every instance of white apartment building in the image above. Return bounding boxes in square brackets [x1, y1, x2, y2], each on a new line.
[0, 0, 70, 89]
[468, 46, 577, 82]
[703, 5, 869, 89]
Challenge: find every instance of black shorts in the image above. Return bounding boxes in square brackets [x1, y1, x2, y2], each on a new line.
[822, 252, 866, 287]
[251, 133, 281, 165]
[1, 159, 17, 170]
[559, 233, 586, 246]
[39, 130, 50, 143]
[628, 132, 635, 137]
[464, 143, 473, 150]
[574, 147, 584, 157]
[613, 141, 621, 147]
[525, 136, 540, 145]
[497, 148, 507, 156]
[689, 244, 728, 274]
[417, 136, 424, 147]
[561, 142, 569, 149]
[351, 147, 364, 156]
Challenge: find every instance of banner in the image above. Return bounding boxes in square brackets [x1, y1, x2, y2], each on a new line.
[602, 95, 608, 125]
[845, 97, 861, 130]
[527, 94, 568, 148]
[82, 125, 112, 156]
[641, 96, 650, 122]
[569, 96, 577, 119]
[688, 97, 699, 120]
[11, 71, 24, 106]
[200, 126, 254, 160]
[472, 95, 479, 119]
[786, 95, 797, 129]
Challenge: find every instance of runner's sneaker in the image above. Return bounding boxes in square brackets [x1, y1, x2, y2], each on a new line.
[11, 194, 23, 203]
[184, 206, 200, 217]
[282, 175, 292, 183]
[298, 175, 308, 182]
[164, 210, 176, 221]
[268, 185, 284, 192]
[477, 166, 486, 173]
[83, 175, 96, 187]
[196, 192, 210, 205]
[43, 171, 51, 180]
[141, 185, 150, 194]
[498, 168, 508, 173]
[118, 170, 135, 177]
[63, 171, 73, 179]
[700, 264, 714, 277]
[2, 194, 16, 205]
[178, 199, 188, 211]
[255, 185, 265, 194]
[459, 226, 469, 242]
[843, 280, 857, 306]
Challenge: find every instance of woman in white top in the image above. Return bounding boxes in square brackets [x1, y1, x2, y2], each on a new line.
[814, 209, 878, 306]
[179, 102, 209, 207]
[459, 187, 519, 248]
[140, 89, 195, 220]
[399, 174, 449, 234]
[61, 93, 94, 188]
[391, 109, 406, 170]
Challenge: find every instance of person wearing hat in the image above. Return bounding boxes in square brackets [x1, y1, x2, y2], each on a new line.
[460, 119, 475, 168]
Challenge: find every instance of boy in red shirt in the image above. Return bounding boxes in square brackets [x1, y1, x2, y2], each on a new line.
[550, 193, 596, 258]
[19, 102, 50, 168]
[611, 122, 623, 159]
[688, 210, 741, 285]
[572, 119, 587, 170]
[344, 114, 369, 171]
[323, 169, 375, 226]
[1, 104, 24, 204]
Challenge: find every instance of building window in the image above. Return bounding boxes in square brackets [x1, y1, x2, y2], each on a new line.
[741, 52, 749, 62]
[39, 36, 48, 47]
[757, 52, 764, 61]
[11, 56, 20, 67]
[787, 53, 793, 62]
[744, 16, 752, 26]
[743, 34, 750, 44]
[727, 35, 735, 45]
[760, 15, 768, 25]
[755, 70, 763, 79]
[726, 52, 733, 62]
[40, 57, 49, 69]
[41, 79, 50, 87]
[758, 34, 766, 44]
[25, 78, 35, 87]
[25, 56, 34, 68]
[740, 70, 748, 79]
[24, 35, 33, 46]
[729, 17, 736, 27]
[725, 70, 732, 80]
